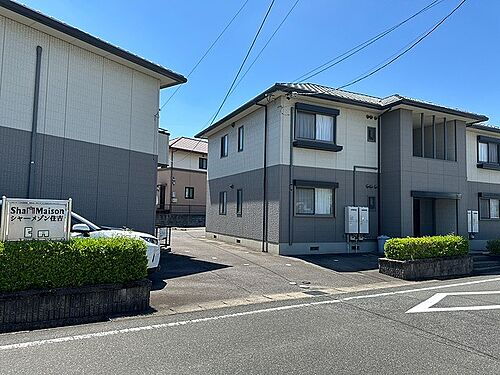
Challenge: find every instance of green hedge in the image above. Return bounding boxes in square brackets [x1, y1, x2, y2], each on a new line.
[0, 237, 147, 293]
[486, 239, 500, 255]
[384, 235, 469, 261]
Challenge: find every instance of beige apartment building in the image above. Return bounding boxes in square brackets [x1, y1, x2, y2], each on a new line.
[157, 137, 208, 227]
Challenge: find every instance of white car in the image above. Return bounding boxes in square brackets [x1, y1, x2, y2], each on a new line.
[71, 212, 160, 272]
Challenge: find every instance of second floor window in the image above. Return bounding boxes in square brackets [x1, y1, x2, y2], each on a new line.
[220, 134, 228, 158]
[185, 187, 194, 199]
[478, 141, 499, 165]
[296, 111, 334, 142]
[367, 126, 376, 142]
[199, 157, 208, 170]
[238, 126, 244, 152]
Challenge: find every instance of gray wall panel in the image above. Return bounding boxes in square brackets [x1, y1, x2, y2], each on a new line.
[207, 165, 378, 245]
[380, 110, 468, 238]
[37, 134, 64, 199]
[96, 146, 130, 228]
[466, 180, 500, 240]
[0, 126, 157, 234]
[380, 110, 402, 236]
[0, 126, 31, 197]
[127, 151, 157, 233]
[206, 168, 265, 242]
[61, 138, 100, 220]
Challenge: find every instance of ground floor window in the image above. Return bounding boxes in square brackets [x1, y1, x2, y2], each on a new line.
[295, 186, 333, 216]
[236, 189, 243, 216]
[480, 198, 500, 219]
[185, 187, 194, 199]
[219, 191, 227, 215]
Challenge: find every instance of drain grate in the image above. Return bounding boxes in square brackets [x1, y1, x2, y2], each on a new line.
[303, 290, 328, 296]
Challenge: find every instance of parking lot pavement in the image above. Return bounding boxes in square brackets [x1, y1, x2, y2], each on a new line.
[148, 228, 413, 315]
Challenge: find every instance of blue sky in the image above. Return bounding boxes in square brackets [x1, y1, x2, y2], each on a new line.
[21, 0, 500, 138]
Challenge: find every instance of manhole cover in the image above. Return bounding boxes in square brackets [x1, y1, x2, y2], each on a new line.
[303, 290, 328, 296]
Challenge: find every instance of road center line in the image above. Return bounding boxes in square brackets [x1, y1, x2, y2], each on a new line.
[1, 276, 499, 351]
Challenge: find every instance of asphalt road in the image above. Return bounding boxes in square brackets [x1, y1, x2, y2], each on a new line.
[1, 275, 499, 374]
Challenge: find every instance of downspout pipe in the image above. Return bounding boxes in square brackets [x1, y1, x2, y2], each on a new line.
[256, 102, 268, 252]
[28, 45, 43, 198]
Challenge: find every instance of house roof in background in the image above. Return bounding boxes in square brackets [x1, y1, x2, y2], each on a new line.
[279, 83, 488, 121]
[0, 0, 186, 88]
[196, 82, 488, 137]
[467, 123, 500, 134]
[170, 137, 208, 154]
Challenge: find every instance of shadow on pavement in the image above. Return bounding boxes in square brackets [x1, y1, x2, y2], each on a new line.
[293, 253, 381, 273]
[149, 252, 230, 291]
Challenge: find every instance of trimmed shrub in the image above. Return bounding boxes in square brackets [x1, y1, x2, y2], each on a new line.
[0, 237, 147, 293]
[486, 239, 500, 255]
[384, 235, 469, 261]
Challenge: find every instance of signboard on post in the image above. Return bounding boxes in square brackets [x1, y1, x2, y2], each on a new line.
[0, 197, 72, 241]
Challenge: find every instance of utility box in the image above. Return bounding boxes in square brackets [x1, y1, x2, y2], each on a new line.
[345, 206, 369, 234]
[467, 210, 479, 233]
[345, 206, 359, 234]
[359, 207, 369, 234]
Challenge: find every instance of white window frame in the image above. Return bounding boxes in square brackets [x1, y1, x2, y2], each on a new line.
[238, 126, 244, 152]
[219, 191, 227, 215]
[220, 135, 228, 158]
[295, 111, 335, 143]
[294, 186, 334, 217]
[184, 187, 194, 200]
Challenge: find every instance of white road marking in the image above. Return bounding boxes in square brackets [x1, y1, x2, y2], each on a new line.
[406, 291, 500, 313]
[0, 300, 341, 351]
[2, 276, 500, 351]
[342, 276, 500, 301]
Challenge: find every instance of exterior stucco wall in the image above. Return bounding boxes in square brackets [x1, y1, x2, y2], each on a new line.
[207, 165, 378, 249]
[207, 99, 283, 180]
[380, 110, 402, 237]
[466, 181, 500, 240]
[466, 128, 500, 184]
[381, 109, 468, 238]
[0, 15, 160, 155]
[171, 149, 207, 172]
[157, 167, 207, 213]
[206, 168, 266, 243]
[0, 14, 163, 234]
[279, 98, 379, 170]
[0, 127, 157, 232]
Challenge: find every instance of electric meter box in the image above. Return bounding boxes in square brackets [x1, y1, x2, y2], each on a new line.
[345, 206, 370, 234]
[467, 210, 479, 233]
[358, 207, 369, 234]
[345, 206, 359, 234]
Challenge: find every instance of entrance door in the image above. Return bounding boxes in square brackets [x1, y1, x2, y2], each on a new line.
[413, 198, 457, 236]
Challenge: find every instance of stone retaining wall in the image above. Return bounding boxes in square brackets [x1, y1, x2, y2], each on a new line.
[0, 279, 151, 333]
[379, 256, 473, 280]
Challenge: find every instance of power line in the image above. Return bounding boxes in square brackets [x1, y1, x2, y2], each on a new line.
[293, 0, 445, 83]
[158, 0, 250, 113]
[337, 0, 467, 90]
[207, 0, 276, 126]
[229, 0, 301, 97]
